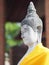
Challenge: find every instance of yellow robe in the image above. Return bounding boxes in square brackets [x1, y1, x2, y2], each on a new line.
[20, 43, 49, 65]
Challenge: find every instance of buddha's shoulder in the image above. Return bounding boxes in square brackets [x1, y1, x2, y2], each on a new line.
[41, 45, 49, 54]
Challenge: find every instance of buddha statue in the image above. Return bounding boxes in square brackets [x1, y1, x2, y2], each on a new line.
[17, 1, 49, 65]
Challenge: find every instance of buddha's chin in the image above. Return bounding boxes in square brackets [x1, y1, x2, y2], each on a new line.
[23, 40, 30, 46]
[23, 41, 32, 46]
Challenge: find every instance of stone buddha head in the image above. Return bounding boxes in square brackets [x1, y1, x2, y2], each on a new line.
[21, 2, 43, 47]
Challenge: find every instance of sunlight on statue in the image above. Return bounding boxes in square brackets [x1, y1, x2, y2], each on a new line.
[17, 1, 49, 65]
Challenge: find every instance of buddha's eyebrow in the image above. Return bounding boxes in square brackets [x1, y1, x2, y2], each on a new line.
[21, 28, 29, 33]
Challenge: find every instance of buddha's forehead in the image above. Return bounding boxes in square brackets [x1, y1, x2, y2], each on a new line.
[21, 24, 36, 33]
[22, 24, 31, 28]
[22, 25, 29, 28]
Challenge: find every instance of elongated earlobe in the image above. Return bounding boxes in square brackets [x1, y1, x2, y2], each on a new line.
[37, 26, 43, 43]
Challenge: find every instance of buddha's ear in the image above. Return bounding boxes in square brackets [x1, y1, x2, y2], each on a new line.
[37, 26, 42, 33]
[37, 26, 43, 43]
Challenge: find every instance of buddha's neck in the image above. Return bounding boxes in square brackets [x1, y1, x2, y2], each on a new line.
[26, 42, 38, 54]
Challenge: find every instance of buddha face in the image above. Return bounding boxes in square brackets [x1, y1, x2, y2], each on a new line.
[21, 25, 38, 46]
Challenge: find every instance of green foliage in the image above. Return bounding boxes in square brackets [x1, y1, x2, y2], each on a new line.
[5, 22, 21, 38]
[5, 22, 23, 52]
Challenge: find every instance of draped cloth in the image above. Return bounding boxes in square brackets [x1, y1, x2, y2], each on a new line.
[20, 43, 49, 65]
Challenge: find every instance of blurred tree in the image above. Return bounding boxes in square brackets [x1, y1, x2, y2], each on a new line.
[5, 22, 23, 52]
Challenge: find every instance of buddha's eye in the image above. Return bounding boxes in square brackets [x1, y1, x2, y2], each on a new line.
[21, 29, 28, 34]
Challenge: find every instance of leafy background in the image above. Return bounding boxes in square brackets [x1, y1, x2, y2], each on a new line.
[5, 22, 23, 53]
